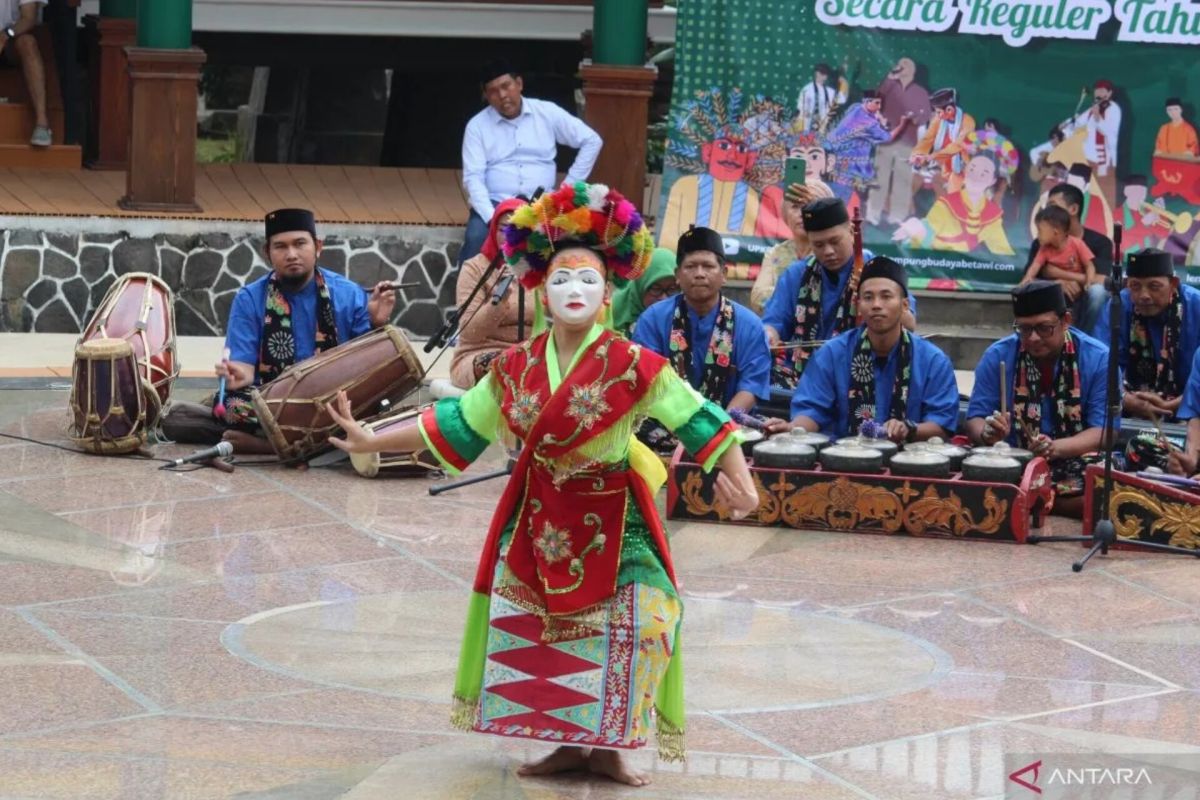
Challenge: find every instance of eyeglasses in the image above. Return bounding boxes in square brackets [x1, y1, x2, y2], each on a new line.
[1013, 321, 1061, 339]
[645, 284, 677, 298]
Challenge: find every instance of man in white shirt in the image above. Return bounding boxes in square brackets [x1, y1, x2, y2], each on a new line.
[0, 0, 50, 147]
[796, 63, 847, 133]
[459, 60, 603, 264]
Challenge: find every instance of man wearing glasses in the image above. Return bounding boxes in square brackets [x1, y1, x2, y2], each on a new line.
[633, 226, 772, 413]
[965, 280, 1115, 517]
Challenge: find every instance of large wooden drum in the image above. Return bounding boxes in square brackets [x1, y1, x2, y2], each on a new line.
[250, 325, 424, 461]
[81, 272, 179, 425]
[69, 338, 147, 454]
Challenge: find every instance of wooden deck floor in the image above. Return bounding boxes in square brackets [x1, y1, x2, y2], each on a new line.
[0, 164, 471, 226]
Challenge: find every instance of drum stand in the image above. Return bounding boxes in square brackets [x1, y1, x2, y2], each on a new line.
[427, 273, 526, 497]
[1026, 225, 1200, 569]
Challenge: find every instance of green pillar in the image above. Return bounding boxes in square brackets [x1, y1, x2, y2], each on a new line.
[100, 0, 137, 19]
[137, 0, 192, 49]
[593, 0, 648, 66]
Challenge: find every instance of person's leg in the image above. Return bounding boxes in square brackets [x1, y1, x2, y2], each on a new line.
[1076, 283, 1109, 334]
[890, 144, 915, 222]
[459, 210, 489, 266]
[865, 143, 891, 225]
[12, 35, 50, 137]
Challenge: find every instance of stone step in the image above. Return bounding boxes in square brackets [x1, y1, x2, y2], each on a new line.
[921, 323, 1012, 371]
[0, 142, 81, 169]
[0, 103, 64, 145]
[911, 289, 1014, 327]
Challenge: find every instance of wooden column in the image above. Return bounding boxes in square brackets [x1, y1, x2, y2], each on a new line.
[580, 63, 656, 206]
[83, 15, 136, 170]
[119, 47, 206, 212]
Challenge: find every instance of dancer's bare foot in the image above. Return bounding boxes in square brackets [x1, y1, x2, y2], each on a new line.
[516, 745, 589, 777]
[588, 748, 651, 787]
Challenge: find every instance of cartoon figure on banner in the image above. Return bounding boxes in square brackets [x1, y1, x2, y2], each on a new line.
[660, 87, 792, 246]
[1029, 125, 1069, 190]
[1029, 163, 1113, 241]
[1155, 98, 1199, 158]
[963, 125, 1018, 199]
[827, 89, 891, 200]
[1082, 79, 1121, 208]
[910, 88, 976, 196]
[796, 62, 848, 133]
[1151, 97, 1200, 205]
[865, 56, 931, 228]
[1119, 175, 1165, 254]
[791, 132, 861, 219]
[747, 110, 804, 241]
[892, 152, 1014, 256]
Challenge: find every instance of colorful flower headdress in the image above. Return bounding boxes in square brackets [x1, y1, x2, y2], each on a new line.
[501, 181, 654, 289]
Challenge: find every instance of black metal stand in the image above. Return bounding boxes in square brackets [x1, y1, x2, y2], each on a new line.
[428, 277, 525, 497]
[1026, 224, 1200, 569]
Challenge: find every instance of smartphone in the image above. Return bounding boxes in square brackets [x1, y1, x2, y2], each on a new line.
[784, 157, 806, 187]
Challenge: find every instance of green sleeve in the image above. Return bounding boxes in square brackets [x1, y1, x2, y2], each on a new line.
[645, 370, 741, 471]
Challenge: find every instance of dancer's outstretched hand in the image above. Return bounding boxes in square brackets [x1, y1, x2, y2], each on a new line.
[324, 391, 375, 454]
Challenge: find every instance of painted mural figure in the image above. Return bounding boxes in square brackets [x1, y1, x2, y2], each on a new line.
[1155, 97, 1200, 159]
[1119, 175, 1163, 254]
[796, 62, 848, 133]
[910, 88, 976, 195]
[828, 90, 891, 191]
[660, 89, 792, 247]
[892, 153, 1014, 255]
[1082, 79, 1121, 207]
[866, 57, 931, 226]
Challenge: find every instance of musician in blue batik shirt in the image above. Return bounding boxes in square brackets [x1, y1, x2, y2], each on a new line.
[1090, 248, 1200, 422]
[782, 256, 958, 444]
[761, 197, 916, 389]
[633, 226, 772, 412]
[965, 280, 1114, 517]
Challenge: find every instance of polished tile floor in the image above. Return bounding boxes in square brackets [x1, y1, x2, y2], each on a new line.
[2, 388, 1198, 799]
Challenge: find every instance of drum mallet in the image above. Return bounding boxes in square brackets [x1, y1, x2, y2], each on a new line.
[214, 347, 230, 420]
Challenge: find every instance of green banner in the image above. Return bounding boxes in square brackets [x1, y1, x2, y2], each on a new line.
[658, 0, 1200, 292]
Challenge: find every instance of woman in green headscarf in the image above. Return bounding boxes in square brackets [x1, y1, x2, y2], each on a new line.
[610, 247, 678, 338]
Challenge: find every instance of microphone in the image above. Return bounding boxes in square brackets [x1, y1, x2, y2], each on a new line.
[172, 440, 233, 467]
[491, 273, 515, 305]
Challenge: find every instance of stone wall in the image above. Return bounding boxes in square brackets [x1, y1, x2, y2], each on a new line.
[0, 228, 461, 338]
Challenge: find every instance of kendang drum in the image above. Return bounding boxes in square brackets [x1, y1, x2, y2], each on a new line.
[349, 408, 441, 478]
[81, 272, 179, 425]
[251, 325, 424, 461]
[69, 338, 147, 454]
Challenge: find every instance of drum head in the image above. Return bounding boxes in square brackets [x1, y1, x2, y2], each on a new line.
[76, 337, 135, 360]
[350, 451, 382, 478]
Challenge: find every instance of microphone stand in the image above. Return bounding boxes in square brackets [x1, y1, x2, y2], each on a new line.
[1026, 224, 1200, 569]
[429, 278, 525, 496]
[424, 257, 502, 355]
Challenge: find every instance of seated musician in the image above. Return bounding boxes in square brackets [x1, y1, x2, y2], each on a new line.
[1091, 248, 1200, 422]
[450, 198, 536, 389]
[965, 280, 1114, 517]
[214, 208, 397, 452]
[761, 197, 916, 389]
[632, 226, 771, 451]
[780, 257, 958, 443]
[1167, 349, 1200, 477]
[634, 226, 771, 411]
